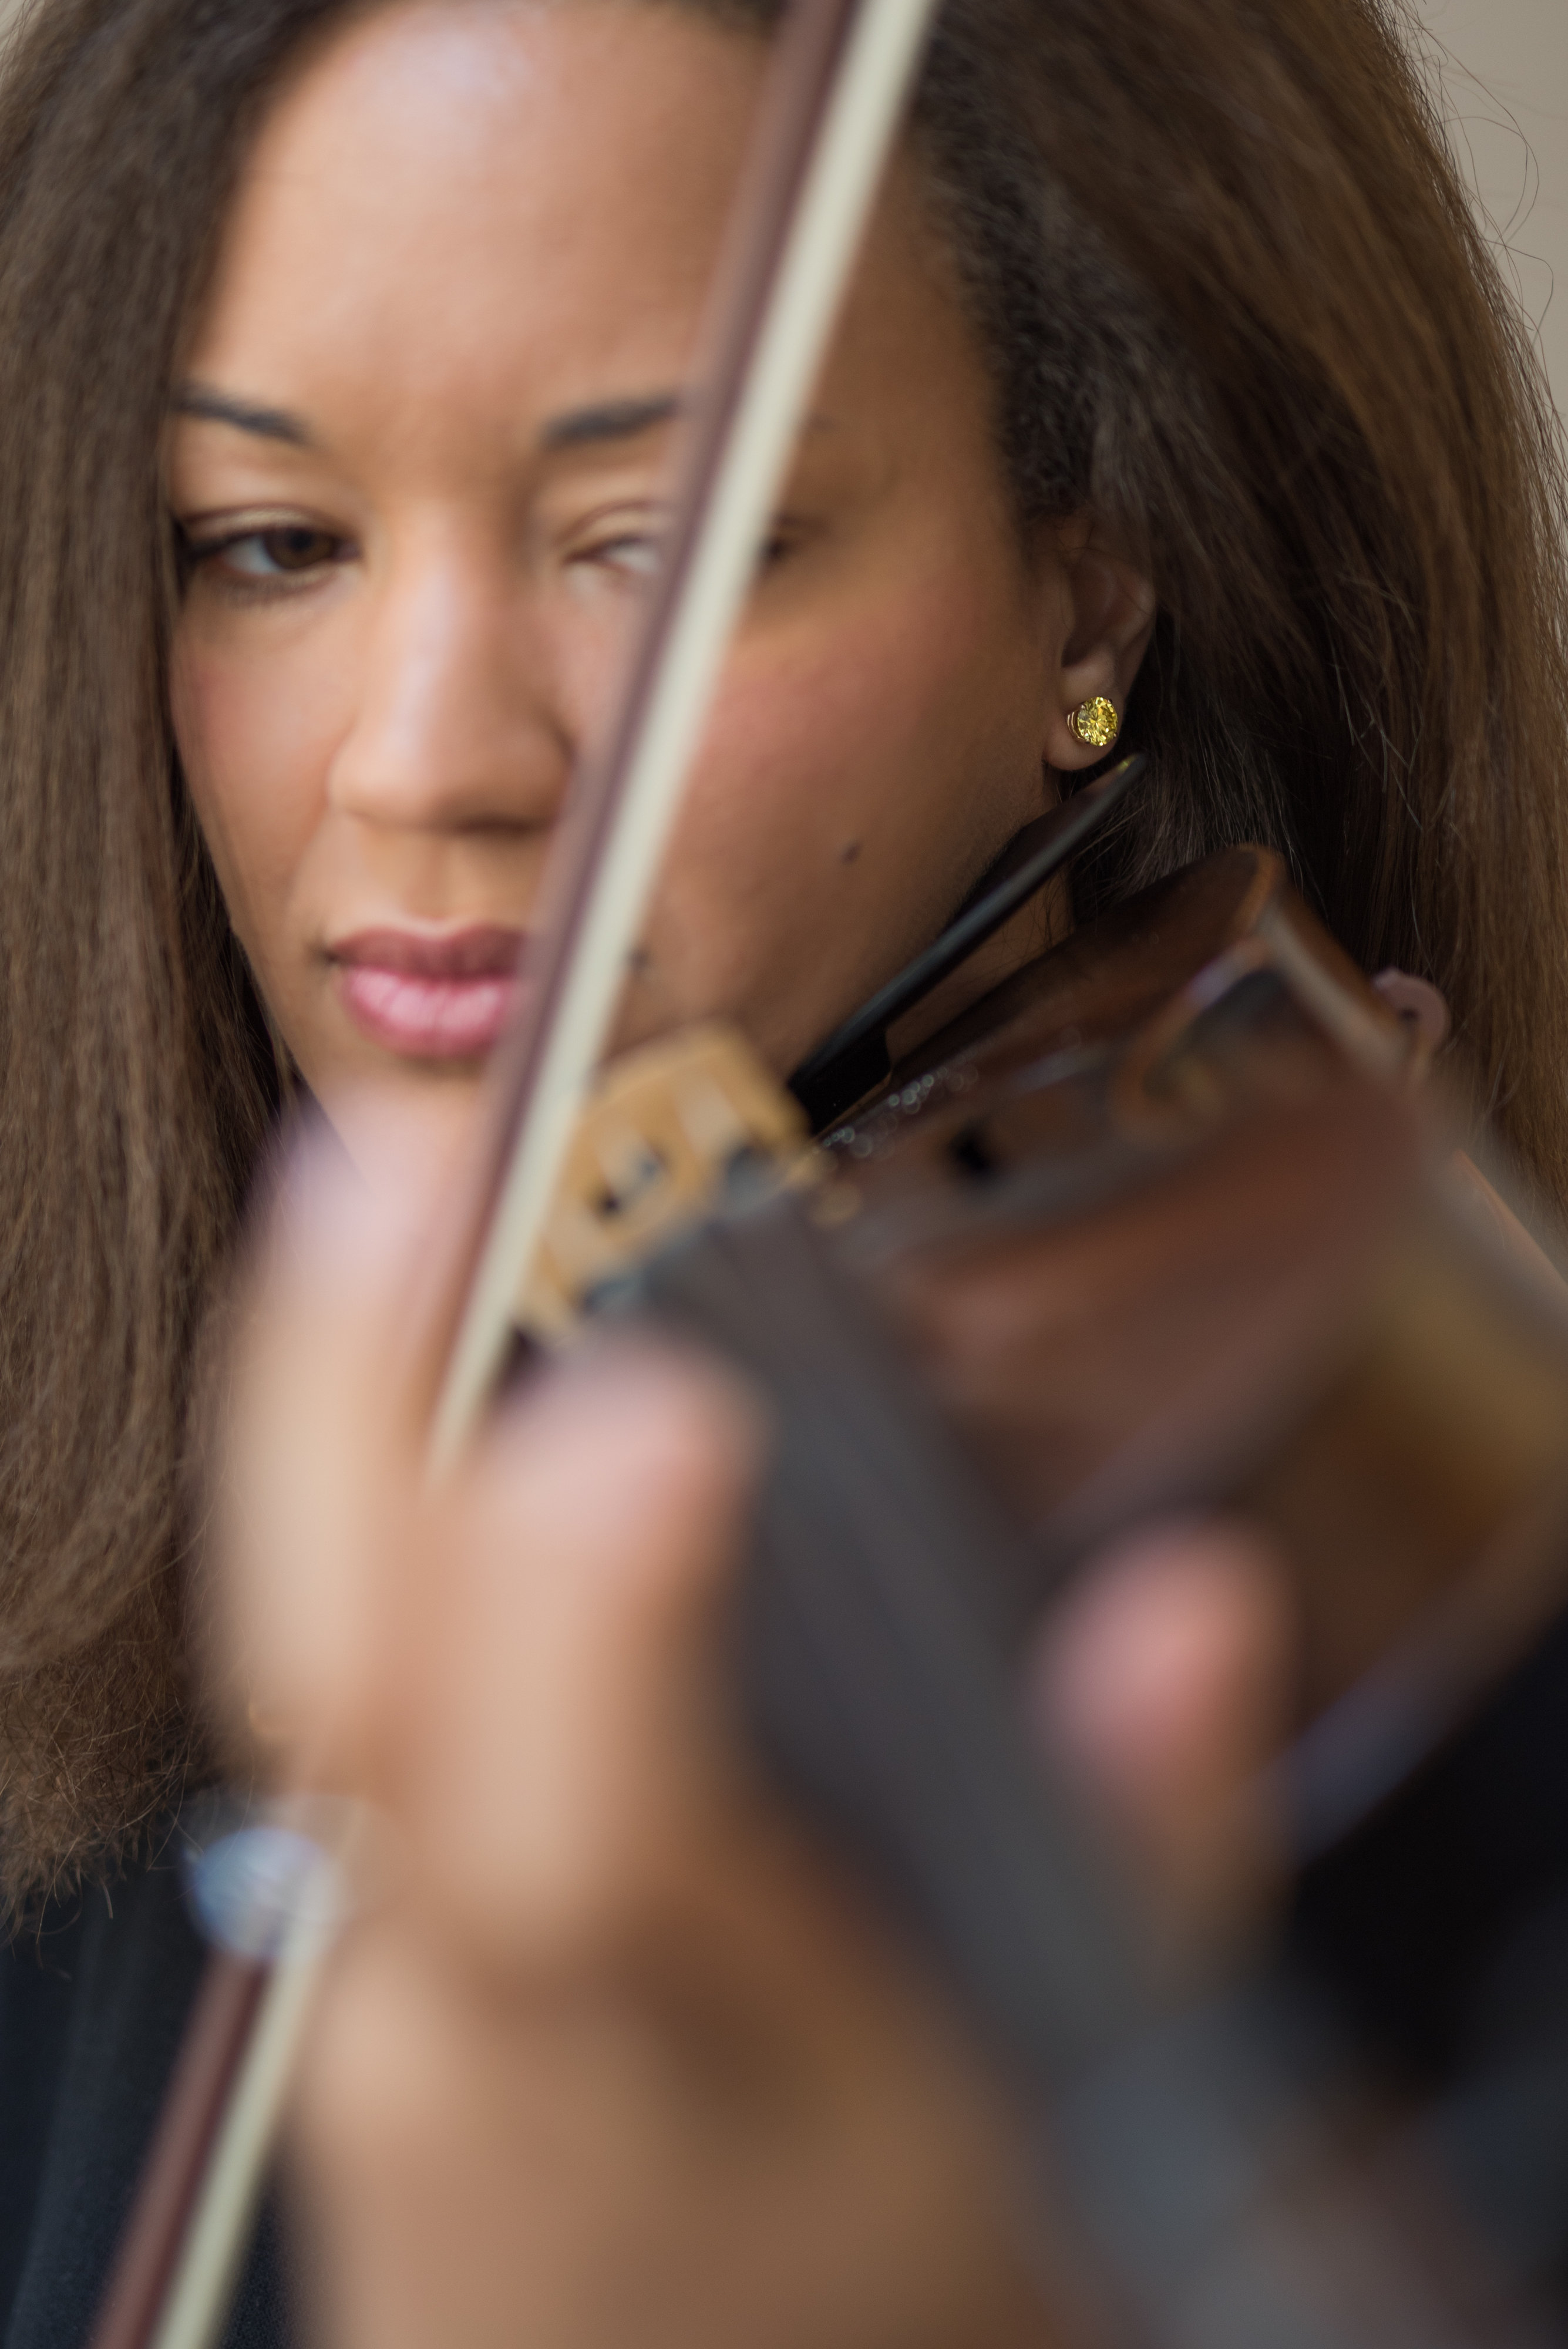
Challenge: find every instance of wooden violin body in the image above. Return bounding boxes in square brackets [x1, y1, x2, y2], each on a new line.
[564, 844, 1568, 2341]
[825, 848, 1568, 1746]
[550, 844, 1568, 1788]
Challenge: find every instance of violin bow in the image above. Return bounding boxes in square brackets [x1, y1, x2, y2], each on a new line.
[86, 0, 943, 2341]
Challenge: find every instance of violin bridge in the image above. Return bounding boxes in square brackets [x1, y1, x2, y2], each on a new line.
[516, 1021, 817, 1339]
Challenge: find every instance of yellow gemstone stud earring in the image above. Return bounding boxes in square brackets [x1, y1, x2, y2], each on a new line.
[1069, 694, 1119, 751]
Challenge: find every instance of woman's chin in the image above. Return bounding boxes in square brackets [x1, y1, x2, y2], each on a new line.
[314, 1061, 494, 1186]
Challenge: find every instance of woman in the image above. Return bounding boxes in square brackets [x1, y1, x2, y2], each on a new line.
[0, 0, 1565, 2341]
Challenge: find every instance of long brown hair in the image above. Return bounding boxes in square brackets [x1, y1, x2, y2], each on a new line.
[0, 0, 1563, 1912]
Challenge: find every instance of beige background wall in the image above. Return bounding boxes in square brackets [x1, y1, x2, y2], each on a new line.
[1414, 0, 1568, 422]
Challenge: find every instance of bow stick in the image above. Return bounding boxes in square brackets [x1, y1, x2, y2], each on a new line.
[88, 0, 941, 2339]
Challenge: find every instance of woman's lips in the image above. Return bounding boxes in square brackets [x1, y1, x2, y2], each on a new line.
[330, 926, 525, 1059]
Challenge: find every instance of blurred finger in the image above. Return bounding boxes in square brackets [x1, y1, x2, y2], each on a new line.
[207, 1093, 463, 1773]
[1030, 1519, 1290, 1950]
[393, 1342, 765, 1973]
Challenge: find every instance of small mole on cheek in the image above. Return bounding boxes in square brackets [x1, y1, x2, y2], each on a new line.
[839, 840, 862, 866]
[625, 945, 652, 974]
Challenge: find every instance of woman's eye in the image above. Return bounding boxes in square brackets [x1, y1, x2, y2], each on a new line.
[181, 520, 350, 592]
[567, 521, 799, 588]
[572, 531, 663, 581]
[233, 525, 341, 575]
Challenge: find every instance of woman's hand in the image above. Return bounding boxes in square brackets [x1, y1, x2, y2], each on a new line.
[212, 1122, 1286, 2349]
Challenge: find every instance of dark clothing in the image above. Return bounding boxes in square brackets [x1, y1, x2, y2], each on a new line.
[0, 1841, 291, 2349]
[1290, 1603, 1568, 2309]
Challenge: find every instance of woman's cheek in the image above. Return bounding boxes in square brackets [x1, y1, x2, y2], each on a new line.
[173, 634, 344, 956]
[647, 593, 1014, 1062]
[665, 668, 888, 984]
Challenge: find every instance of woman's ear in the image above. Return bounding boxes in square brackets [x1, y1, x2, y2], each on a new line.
[1372, 968, 1451, 1055]
[1039, 517, 1158, 774]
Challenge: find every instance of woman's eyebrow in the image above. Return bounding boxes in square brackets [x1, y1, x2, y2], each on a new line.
[538, 391, 835, 452]
[170, 381, 313, 445]
[170, 382, 832, 453]
[539, 392, 681, 450]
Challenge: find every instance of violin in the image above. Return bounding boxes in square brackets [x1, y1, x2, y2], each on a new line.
[88, 0, 1568, 2337]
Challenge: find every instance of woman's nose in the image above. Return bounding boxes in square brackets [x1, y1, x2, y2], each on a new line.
[327, 538, 573, 835]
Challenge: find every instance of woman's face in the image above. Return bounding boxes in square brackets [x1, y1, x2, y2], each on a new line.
[169, 0, 1153, 1148]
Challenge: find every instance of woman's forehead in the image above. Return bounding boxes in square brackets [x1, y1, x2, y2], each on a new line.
[181, 0, 978, 483]
[190, 4, 763, 398]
